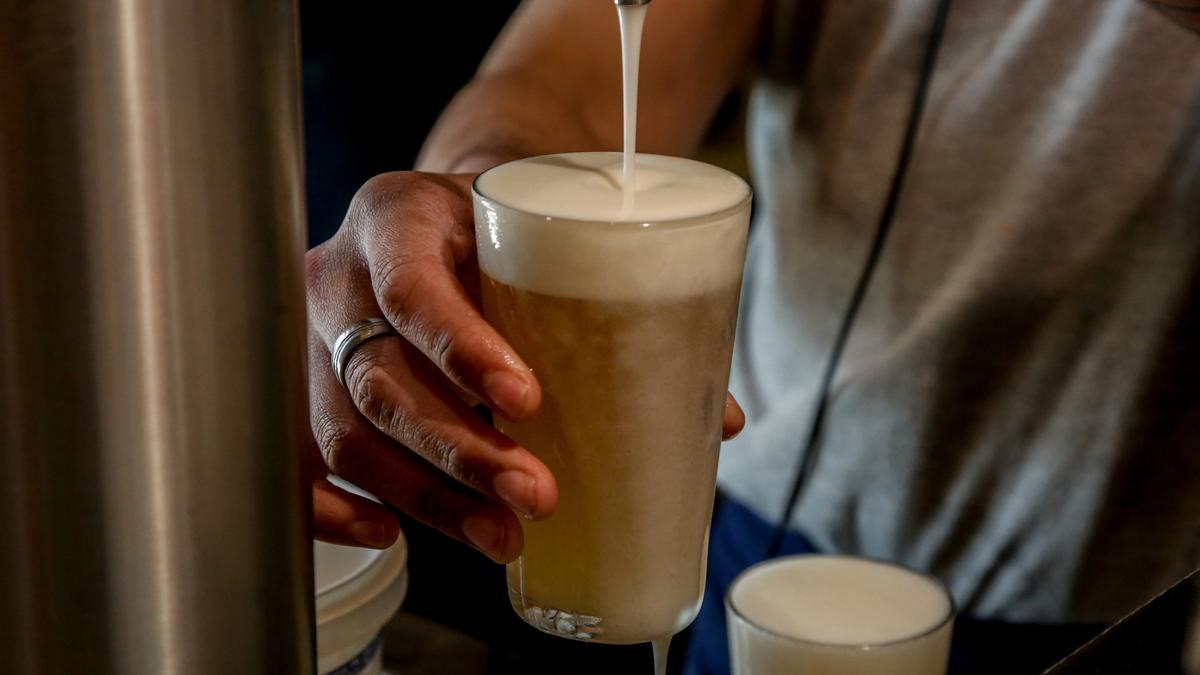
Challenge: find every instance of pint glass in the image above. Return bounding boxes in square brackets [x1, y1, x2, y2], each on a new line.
[472, 152, 751, 644]
[727, 555, 956, 675]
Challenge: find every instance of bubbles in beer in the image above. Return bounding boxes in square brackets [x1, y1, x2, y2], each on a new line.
[473, 151, 751, 649]
[523, 606, 603, 640]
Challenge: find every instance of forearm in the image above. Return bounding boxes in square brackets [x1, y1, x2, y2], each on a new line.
[417, 68, 613, 174]
[417, 0, 766, 175]
[1145, 1, 1200, 34]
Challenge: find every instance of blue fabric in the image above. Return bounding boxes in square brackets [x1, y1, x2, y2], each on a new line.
[683, 496, 818, 675]
[683, 496, 1103, 675]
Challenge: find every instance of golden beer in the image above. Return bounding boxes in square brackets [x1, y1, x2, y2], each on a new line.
[473, 152, 750, 644]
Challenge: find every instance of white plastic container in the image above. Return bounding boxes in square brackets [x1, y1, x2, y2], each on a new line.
[314, 532, 408, 675]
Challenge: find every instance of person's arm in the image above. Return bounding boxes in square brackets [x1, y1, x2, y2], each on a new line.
[1144, 1, 1200, 35]
[306, 0, 765, 558]
[420, 0, 764, 172]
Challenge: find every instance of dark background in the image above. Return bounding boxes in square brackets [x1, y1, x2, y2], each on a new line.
[301, 1, 520, 247]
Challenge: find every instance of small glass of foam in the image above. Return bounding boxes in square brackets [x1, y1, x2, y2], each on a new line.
[726, 555, 956, 675]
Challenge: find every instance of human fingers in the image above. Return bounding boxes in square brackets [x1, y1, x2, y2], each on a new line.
[308, 331, 526, 562]
[723, 391, 745, 440]
[350, 172, 542, 422]
[311, 475, 401, 550]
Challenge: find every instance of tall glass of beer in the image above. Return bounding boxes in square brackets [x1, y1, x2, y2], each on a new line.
[727, 555, 956, 674]
[472, 152, 751, 644]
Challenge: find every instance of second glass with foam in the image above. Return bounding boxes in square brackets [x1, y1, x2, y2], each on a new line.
[473, 152, 751, 644]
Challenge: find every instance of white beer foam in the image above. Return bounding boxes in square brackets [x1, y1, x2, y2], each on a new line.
[473, 152, 751, 300]
[731, 556, 953, 645]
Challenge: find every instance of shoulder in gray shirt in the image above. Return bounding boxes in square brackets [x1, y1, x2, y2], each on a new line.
[720, 0, 1200, 623]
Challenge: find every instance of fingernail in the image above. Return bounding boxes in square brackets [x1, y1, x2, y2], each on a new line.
[462, 516, 502, 558]
[347, 521, 391, 549]
[724, 398, 746, 441]
[483, 370, 530, 419]
[724, 419, 745, 441]
[493, 470, 538, 519]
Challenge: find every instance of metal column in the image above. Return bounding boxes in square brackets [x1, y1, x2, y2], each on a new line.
[0, 1, 315, 672]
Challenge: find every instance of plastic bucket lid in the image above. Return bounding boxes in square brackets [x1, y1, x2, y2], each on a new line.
[314, 532, 408, 675]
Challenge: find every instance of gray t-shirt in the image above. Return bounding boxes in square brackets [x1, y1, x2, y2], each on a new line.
[719, 0, 1200, 623]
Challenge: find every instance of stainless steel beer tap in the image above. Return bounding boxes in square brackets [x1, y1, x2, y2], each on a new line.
[1, 1, 314, 673]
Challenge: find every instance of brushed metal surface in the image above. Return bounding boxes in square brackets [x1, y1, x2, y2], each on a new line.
[0, 1, 315, 672]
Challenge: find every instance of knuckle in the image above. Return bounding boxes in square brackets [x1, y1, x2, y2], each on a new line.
[303, 244, 327, 282]
[372, 257, 482, 377]
[407, 172, 468, 214]
[425, 432, 471, 485]
[427, 328, 455, 372]
[304, 238, 363, 323]
[303, 244, 334, 307]
[369, 399, 478, 489]
[342, 346, 473, 489]
[374, 258, 462, 358]
[352, 172, 413, 216]
[374, 254, 423, 318]
[312, 413, 357, 477]
[426, 323, 479, 381]
[345, 350, 393, 426]
[394, 414, 473, 487]
[352, 171, 465, 229]
[344, 173, 415, 242]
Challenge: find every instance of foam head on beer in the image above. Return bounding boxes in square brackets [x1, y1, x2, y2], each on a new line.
[473, 151, 751, 645]
[474, 151, 750, 302]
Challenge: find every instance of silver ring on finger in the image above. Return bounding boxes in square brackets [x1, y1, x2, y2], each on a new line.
[331, 317, 397, 388]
